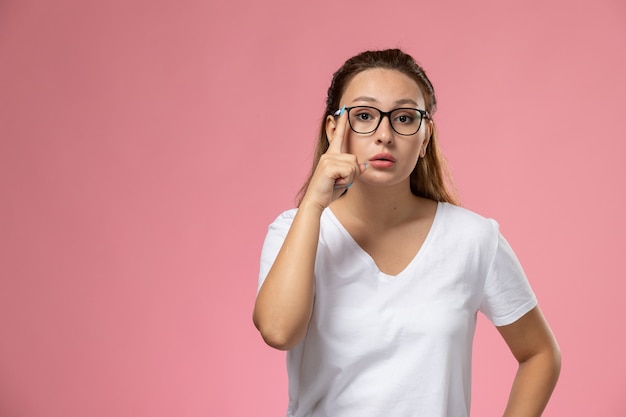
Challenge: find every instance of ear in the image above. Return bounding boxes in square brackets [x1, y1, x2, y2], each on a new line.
[420, 120, 433, 158]
[325, 114, 337, 145]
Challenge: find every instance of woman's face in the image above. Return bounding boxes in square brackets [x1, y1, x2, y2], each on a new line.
[327, 68, 430, 188]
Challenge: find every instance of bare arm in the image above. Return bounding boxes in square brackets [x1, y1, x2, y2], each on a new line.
[498, 306, 561, 417]
[253, 109, 363, 350]
[252, 202, 322, 350]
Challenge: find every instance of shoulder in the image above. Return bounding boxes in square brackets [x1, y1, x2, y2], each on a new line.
[437, 202, 500, 241]
[263, 208, 298, 237]
[439, 202, 497, 227]
[269, 208, 298, 225]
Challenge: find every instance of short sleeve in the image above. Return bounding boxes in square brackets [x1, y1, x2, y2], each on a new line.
[479, 220, 538, 326]
[257, 209, 297, 293]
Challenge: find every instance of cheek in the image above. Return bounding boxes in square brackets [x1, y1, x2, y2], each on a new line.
[416, 135, 429, 155]
[345, 134, 362, 155]
[408, 138, 425, 156]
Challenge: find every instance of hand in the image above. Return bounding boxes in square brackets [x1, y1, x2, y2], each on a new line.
[301, 107, 367, 210]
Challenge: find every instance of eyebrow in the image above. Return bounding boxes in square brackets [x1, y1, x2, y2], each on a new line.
[351, 96, 420, 107]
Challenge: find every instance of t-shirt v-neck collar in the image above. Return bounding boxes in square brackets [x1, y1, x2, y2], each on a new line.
[325, 202, 442, 280]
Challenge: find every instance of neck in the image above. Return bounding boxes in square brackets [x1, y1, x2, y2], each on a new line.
[331, 180, 432, 229]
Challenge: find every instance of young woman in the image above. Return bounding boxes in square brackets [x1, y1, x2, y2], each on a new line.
[253, 49, 560, 417]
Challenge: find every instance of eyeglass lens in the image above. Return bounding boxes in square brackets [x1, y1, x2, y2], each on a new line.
[348, 107, 423, 135]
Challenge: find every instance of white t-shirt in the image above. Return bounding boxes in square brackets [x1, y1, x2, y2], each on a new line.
[258, 202, 537, 417]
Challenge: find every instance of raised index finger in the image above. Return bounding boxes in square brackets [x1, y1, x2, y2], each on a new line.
[327, 106, 349, 154]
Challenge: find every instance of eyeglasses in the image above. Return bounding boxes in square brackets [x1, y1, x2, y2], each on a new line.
[335, 106, 430, 136]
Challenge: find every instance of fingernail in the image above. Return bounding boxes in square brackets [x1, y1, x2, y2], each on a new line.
[363, 162, 369, 170]
[333, 109, 341, 116]
[339, 105, 346, 116]
[344, 182, 353, 190]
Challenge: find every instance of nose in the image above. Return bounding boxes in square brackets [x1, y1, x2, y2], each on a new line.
[375, 115, 394, 144]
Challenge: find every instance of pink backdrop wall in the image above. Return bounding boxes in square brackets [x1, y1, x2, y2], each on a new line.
[1, 0, 625, 416]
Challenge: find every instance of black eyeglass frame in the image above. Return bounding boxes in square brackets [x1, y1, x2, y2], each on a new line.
[334, 106, 430, 136]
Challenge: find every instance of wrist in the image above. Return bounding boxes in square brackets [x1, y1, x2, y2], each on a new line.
[297, 198, 326, 216]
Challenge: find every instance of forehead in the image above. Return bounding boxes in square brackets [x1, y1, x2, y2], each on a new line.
[341, 68, 425, 107]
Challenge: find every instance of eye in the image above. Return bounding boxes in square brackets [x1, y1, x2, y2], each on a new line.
[355, 111, 374, 121]
[394, 113, 415, 124]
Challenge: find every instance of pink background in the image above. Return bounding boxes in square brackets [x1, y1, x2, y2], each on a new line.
[1, 0, 625, 416]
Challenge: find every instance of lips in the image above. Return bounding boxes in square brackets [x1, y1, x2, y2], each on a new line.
[369, 153, 396, 163]
[368, 153, 396, 169]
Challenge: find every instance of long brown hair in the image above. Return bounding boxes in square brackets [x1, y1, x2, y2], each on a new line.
[297, 49, 459, 206]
